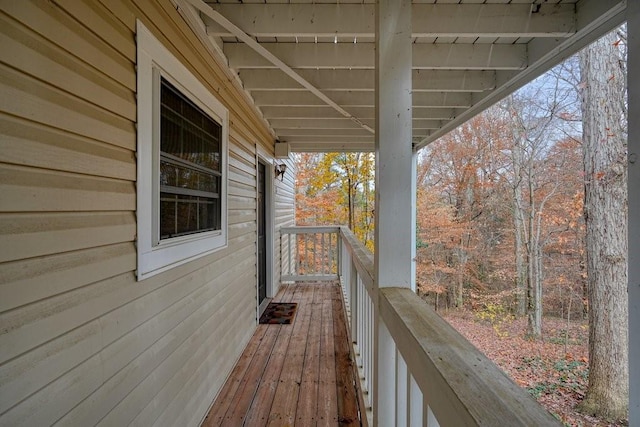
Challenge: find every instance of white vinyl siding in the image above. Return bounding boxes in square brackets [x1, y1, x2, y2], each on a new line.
[0, 1, 293, 426]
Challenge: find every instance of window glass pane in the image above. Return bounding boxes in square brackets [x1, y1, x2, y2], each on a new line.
[160, 193, 177, 239]
[176, 197, 199, 235]
[159, 77, 222, 241]
[199, 199, 215, 232]
[160, 161, 176, 187]
[160, 194, 218, 239]
[160, 78, 221, 172]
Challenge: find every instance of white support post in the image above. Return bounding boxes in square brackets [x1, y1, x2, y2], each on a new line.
[411, 152, 417, 292]
[628, 2, 640, 422]
[374, 0, 413, 425]
[374, 3, 413, 288]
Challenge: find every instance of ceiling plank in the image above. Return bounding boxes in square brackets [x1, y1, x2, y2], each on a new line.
[225, 42, 527, 70]
[251, 91, 472, 108]
[268, 118, 444, 129]
[259, 106, 463, 120]
[288, 141, 375, 153]
[239, 69, 496, 92]
[268, 118, 368, 129]
[274, 128, 374, 137]
[203, 3, 575, 38]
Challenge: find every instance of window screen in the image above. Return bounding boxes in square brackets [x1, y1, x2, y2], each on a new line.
[159, 78, 222, 240]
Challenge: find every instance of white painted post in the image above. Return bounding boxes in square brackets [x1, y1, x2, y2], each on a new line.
[628, 2, 640, 423]
[374, 0, 413, 425]
[411, 152, 417, 292]
[374, 0, 413, 288]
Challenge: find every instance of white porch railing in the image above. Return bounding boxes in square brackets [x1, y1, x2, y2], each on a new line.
[280, 226, 340, 282]
[281, 226, 561, 426]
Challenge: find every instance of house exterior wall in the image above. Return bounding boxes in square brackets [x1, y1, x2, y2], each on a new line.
[273, 156, 296, 292]
[0, 1, 293, 425]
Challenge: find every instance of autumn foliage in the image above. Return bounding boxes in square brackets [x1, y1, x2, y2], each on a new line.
[416, 104, 586, 329]
[296, 152, 375, 251]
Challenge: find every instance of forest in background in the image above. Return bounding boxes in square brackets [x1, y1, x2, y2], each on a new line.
[295, 27, 628, 425]
[296, 67, 587, 327]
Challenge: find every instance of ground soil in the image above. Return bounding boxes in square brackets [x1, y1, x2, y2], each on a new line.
[441, 310, 628, 427]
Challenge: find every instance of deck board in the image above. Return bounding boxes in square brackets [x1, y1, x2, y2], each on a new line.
[203, 281, 363, 426]
[267, 284, 315, 426]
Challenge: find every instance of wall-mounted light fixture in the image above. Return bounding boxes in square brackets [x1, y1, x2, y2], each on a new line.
[275, 163, 287, 181]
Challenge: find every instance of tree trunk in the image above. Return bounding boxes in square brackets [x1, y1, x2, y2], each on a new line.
[577, 29, 629, 420]
[526, 172, 542, 338]
[513, 175, 527, 316]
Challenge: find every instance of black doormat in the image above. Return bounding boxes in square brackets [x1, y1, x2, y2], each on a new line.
[259, 302, 298, 324]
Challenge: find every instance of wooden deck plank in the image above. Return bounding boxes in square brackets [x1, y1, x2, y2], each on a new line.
[220, 284, 299, 425]
[333, 285, 362, 426]
[201, 326, 268, 426]
[266, 284, 315, 426]
[203, 284, 295, 426]
[219, 326, 279, 426]
[317, 295, 338, 426]
[242, 288, 302, 424]
[203, 281, 363, 427]
[294, 285, 323, 425]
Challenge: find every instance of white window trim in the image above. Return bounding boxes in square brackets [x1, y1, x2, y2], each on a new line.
[136, 21, 228, 280]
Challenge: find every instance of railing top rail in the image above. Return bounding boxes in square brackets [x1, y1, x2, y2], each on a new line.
[339, 226, 374, 291]
[379, 287, 562, 427]
[281, 226, 341, 234]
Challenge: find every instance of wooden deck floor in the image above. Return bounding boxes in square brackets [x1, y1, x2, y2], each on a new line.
[202, 282, 364, 427]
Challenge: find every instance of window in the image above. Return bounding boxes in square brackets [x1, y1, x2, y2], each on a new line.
[159, 78, 222, 239]
[136, 21, 228, 280]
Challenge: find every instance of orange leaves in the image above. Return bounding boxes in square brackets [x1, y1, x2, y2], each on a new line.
[442, 312, 600, 426]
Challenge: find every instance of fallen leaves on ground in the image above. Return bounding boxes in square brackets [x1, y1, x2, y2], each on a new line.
[442, 311, 627, 427]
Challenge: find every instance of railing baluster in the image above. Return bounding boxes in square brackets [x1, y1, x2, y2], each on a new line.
[409, 373, 422, 426]
[288, 232, 292, 277]
[426, 405, 439, 427]
[397, 351, 408, 426]
[326, 232, 329, 274]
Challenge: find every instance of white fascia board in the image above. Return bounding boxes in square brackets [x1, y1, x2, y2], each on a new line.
[204, 3, 575, 38]
[239, 69, 496, 92]
[252, 91, 471, 108]
[225, 43, 527, 70]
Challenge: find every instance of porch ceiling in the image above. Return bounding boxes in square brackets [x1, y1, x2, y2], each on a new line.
[189, 0, 625, 153]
